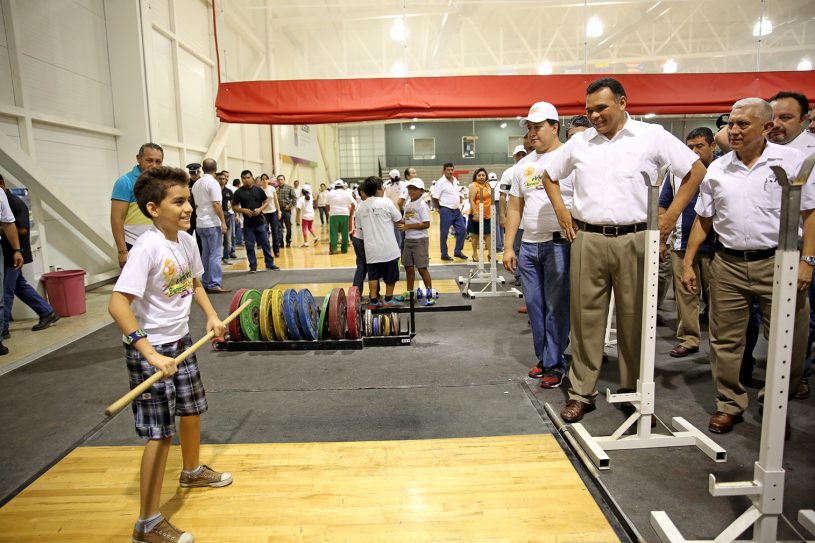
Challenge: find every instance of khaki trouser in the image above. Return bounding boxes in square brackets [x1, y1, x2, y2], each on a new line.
[708, 252, 807, 414]
[568, 230, 645, 403]
[671, 250, 712, 349]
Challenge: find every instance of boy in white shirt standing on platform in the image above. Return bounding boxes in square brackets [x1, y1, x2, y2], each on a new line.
[354, 176, 403, 309]
[108, 166, 232, 543]
[400, 178, 435, 305]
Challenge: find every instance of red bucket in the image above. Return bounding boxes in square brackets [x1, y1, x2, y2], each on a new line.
[41, 270, 86, 317]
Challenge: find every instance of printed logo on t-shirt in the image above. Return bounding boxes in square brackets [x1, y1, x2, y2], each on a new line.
[404, 210, 416, 220]
[524, 165, 544, 190]
[162, 259, 194, 298]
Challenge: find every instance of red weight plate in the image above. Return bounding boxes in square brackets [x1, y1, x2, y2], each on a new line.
[346, 286, 361, 339]
[211, 336, 224, 350]
[328, 287, 347, 340]
[228, 288, 247, 342]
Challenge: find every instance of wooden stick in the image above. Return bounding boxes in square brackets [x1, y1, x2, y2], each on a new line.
[104, 300, 252, 417]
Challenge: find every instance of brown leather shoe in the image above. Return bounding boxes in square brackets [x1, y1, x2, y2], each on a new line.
[794, 378, 810, 400]
[669, 344, 699, 358]
[205, 287, 232, 294]
[517, 305, 528, 314]
[708, 411, 743, 434]
[560, 400, 596, 423]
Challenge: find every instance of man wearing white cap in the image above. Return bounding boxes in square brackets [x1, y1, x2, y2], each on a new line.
[385, 169, 407, 249]
[326, 179, 356, 254]
[503, 102, 574, 388]
[542, 77, 707, 423]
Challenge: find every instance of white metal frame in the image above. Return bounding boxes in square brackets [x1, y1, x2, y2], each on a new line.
[568, 170, 726, 470]
[650, 156, 815, 543]
[604, 291, 618, 348]
[458, 194, 521, 299]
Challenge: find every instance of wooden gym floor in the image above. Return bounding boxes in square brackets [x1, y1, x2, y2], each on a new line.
[0, 435, 618, 542]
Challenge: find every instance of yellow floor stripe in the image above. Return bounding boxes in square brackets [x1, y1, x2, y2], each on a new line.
[0, 435, 618, 542]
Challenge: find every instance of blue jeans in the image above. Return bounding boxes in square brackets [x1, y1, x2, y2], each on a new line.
[318, 206, 329, 224]
[351, 236, 367, 293]
[439, 206, 466, 257]
[519, 240, 570, 371]
[197, 226, 223, 289]
[223, 214, 235, 259]
[233, 217, 244, 244]
[243, 223, 274, 270]
[4, 266, 54, 332]
[513, 228, 524, 284]
[278, 209, 293, 246]
[265, 213, 280, 255]
[803, 268, 815, 379]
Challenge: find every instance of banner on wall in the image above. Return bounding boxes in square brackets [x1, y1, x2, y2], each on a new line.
[277, 125, 319, 167]
[216, 71, 815, 125]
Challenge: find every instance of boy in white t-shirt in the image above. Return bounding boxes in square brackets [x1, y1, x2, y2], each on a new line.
[108, 166, 232, 543]
[399, 178, 435, 305]
[354, 176, 403, 309]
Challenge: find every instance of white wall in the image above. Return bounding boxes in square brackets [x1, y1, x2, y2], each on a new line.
[0, 0, 278, 283]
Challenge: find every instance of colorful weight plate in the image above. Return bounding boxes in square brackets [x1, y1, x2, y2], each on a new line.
[259, 289, 274, 341]
[383, 313, 390, 336]
[392, 312, 399, 335]
[346, 286, 361, 339]
[296, 289, 319, 341]
[228, 288, 247, 342]
[318, 294, 331, 340]
[239, 289, 262, 341]
[271, 288, 287, 341]
[328, 288, 347, 340]
[211, 336, 224, 350]
[282, 288, 302, 340]
[372, 314, 380, 336]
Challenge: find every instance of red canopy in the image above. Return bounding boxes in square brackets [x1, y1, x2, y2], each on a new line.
[215, 71, 815, 125]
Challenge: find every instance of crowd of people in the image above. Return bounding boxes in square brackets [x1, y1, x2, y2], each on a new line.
[90, 75, 815, 542]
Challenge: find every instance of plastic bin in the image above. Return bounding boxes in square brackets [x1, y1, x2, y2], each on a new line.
[41, 270, 86, 317]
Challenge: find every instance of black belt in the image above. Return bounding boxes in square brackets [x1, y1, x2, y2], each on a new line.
[714, 242, 775, 261]
[576, 220, 647, 237]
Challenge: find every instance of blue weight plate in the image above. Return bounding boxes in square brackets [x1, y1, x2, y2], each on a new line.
[373, 314, 380, 336]
[296, 289, 319, 341]
[282, 288, 302, 341]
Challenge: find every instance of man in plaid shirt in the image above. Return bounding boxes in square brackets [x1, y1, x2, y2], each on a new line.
[276, 174, 297, 247]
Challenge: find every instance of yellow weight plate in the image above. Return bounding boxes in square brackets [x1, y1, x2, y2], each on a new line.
[271, 288, 288, 341]
[383, 313, 390, 336]
[259, 288, 274, 341]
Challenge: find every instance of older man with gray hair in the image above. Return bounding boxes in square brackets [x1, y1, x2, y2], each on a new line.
[682, 97, 815, 435]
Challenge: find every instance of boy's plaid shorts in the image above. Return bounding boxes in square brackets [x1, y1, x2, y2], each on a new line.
[124, 334, 208, 439]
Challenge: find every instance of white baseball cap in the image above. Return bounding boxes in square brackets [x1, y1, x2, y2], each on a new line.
[303, 183, 312, 191]
[407, 178, 425, 190]
[512, 145, 527, 156]
[519, 101, 559, 128]
[388, 169, 400, 179]
[334, 179, 346, 188]
[488, 172, 498, 181]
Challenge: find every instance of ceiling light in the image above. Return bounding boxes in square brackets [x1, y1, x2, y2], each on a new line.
[644, 113, 656, 119]
[410, 124, 416, 130]
[798, 58, 813, 71]
[752, 18, 772, 37]
[662, 59, 678, 73]
[391, 61, 406, 77]
[536, 61, 553, 75]
[390, 17, 406, 41]
[441, 12, 448, 26]
[586, 17, 603, 38]
[500, 122, 507, 128]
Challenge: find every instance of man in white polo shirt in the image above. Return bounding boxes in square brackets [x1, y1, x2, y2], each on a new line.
[503, 101, 574, 389]
[682, 97, 815, 435]
[192, 158, 230, 294]
[431, 163, 467, 261]
[543, 77, 707, 423]
[326, 179, 356, 254]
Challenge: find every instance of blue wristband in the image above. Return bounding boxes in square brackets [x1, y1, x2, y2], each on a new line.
[125, 328, 147, 345]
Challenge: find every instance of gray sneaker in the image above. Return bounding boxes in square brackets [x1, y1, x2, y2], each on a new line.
[179, 464, 233, 488]
[132, 518, 194, 543]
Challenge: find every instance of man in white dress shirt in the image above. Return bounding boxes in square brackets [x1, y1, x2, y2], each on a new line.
[682, 97, 815, 434]
[431, 163, 467, 261]
[542, 77, 707, 423]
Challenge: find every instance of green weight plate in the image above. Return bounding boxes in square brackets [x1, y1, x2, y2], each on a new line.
[239, 289, 262, 341]
[271, 288, 287, 341]
[318, 293, 331, 340]
[259, 289, 274, 341]
[228, 288, 247, 341]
